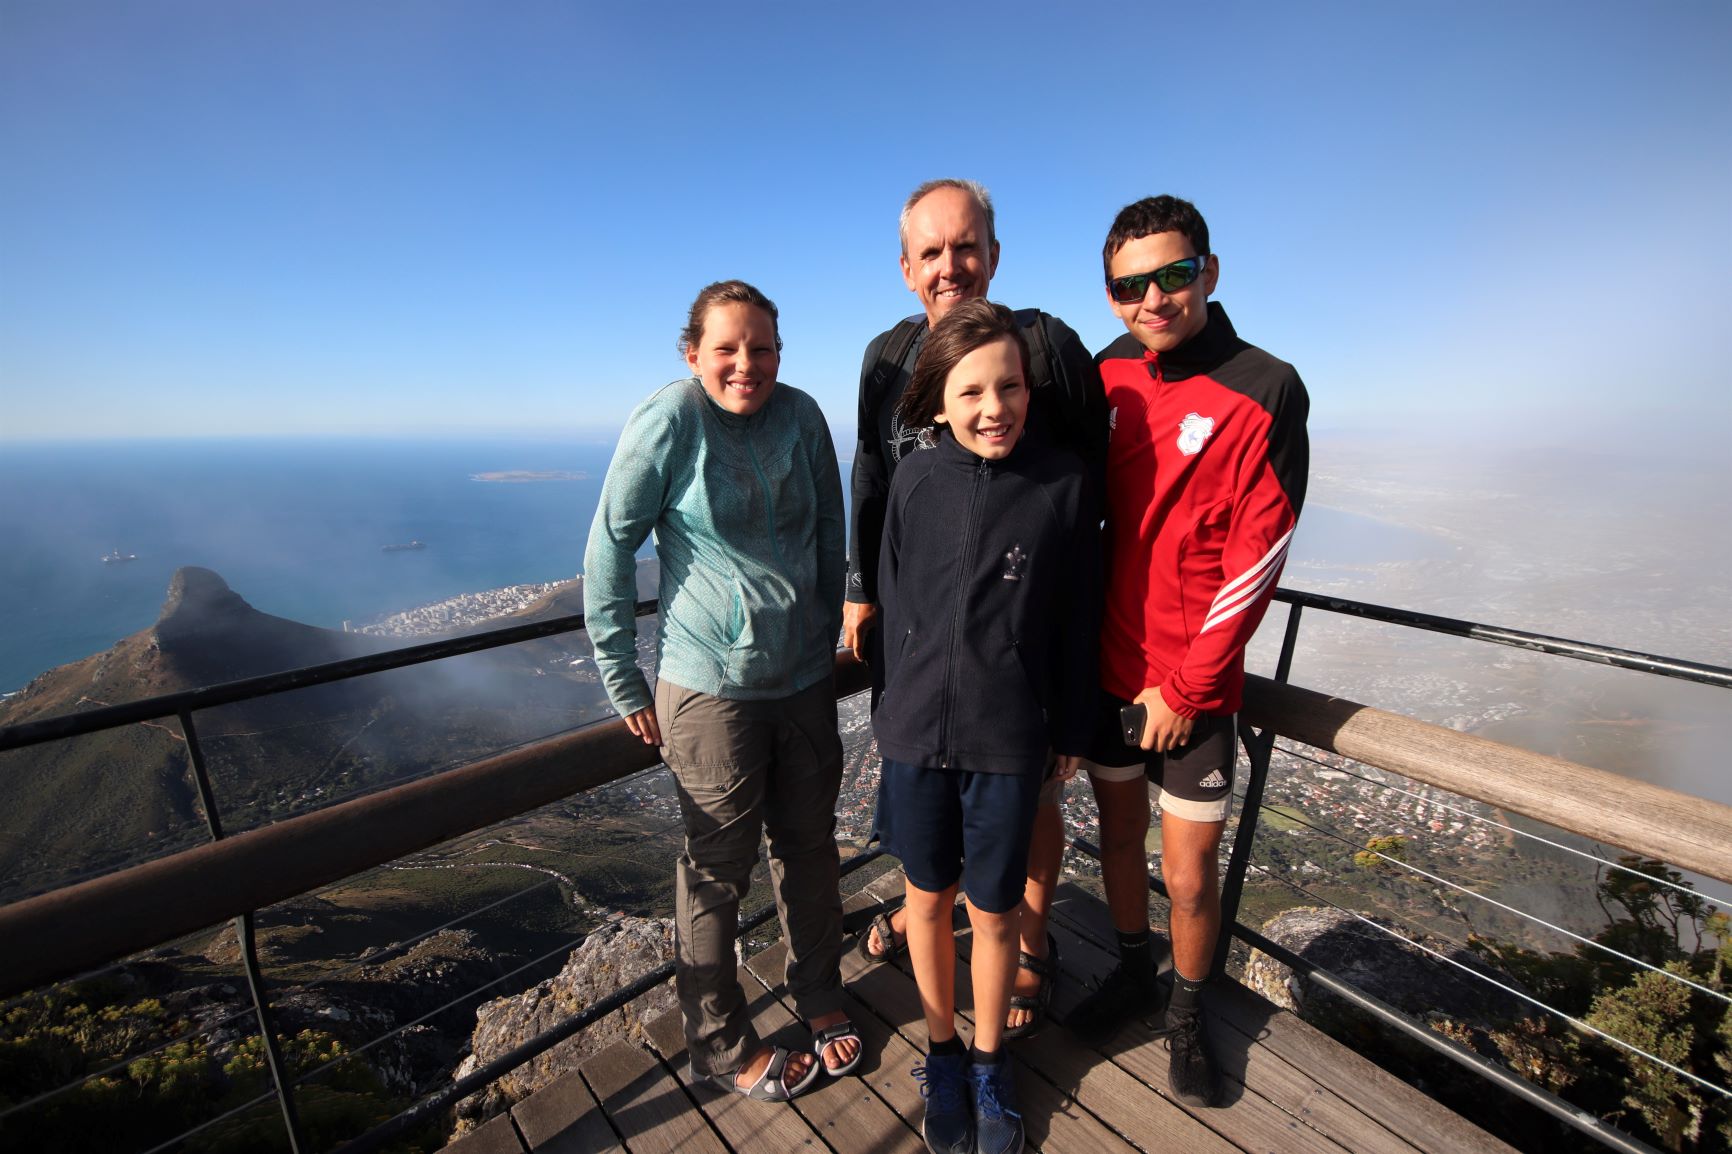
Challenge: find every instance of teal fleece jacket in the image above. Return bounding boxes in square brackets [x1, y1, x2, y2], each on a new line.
[583, 378, 845, 717]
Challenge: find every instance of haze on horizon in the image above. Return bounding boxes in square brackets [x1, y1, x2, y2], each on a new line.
[0, 2, 1727, 461]
[1, 2, 1726, 809]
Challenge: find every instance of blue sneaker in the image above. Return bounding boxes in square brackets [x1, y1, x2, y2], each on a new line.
[912, 1051, 973, 1154]
[968, 1057, 1024, 1154]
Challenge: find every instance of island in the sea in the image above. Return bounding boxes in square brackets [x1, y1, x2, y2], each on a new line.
[470, 470, 588, 483]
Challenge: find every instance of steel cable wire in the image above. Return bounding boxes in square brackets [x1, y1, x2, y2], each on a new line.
[1246, 858, 1732, 1100]
[1250, 792, 1731, 1005]
[1271, 739, 1720, 902]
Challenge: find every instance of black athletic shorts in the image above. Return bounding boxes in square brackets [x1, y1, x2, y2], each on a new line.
[1082, 690, 1237, 822]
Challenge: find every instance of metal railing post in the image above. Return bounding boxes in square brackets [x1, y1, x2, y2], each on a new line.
[1210, 601, 1303, 977]
[180, 709, 225, 841]
[1213, 725, 1274, 978]
[1274, 601, 1303, 685]
[179, 709, 307, 1154]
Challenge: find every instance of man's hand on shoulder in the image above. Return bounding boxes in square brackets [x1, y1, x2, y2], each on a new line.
[1134, 687, 1194, 752]
[843, 601, 878, 662]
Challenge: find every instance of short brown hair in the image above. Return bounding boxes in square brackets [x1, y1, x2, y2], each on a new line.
[677, 280, 783, 356]
[897, 299, 1029, 429]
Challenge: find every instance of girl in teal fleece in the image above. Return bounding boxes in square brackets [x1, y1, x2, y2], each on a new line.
[583, 280, 855, 1101]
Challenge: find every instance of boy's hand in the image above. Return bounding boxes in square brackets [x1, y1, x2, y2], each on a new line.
[842, 602, 878, 661]
[1053, 755, 1081, 782]
[624, 706, 662, 746]
[1134, 688, 1193, 752]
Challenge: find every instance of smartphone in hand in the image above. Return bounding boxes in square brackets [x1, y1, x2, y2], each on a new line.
[1119, 703, 1147, 747]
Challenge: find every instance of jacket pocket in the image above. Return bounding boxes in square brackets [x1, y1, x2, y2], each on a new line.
[724, 572, 795, 689]
[669, 563, 743, 653]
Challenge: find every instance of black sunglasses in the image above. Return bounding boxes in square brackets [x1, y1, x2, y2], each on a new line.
[1106, 255, 1209, 304]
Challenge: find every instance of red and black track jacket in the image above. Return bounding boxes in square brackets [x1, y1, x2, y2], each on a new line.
[1096, 302, 1308, 718]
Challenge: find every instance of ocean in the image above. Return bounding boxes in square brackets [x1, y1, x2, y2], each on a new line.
[0, 438, 618, 692]
[0, 436, 1445, 695]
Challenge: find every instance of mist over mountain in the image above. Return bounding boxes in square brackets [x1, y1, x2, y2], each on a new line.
[0, 566, 619, 902]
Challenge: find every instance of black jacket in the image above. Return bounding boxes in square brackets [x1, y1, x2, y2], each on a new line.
[874, 429, 1100, 776]
[847, 309, 1107, 607]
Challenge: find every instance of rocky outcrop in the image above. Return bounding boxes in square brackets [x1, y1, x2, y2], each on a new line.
[451, 916, 677, 1136]
[1244, 906, 1530, 1042]
[154, 565, 389, 686]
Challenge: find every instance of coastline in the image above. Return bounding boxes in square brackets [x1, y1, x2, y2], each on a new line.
[350, 578, 577, 637]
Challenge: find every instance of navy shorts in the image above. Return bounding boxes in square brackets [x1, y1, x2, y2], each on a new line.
[877, 759, 1043, 914]
[1082, 691, 1237, 823]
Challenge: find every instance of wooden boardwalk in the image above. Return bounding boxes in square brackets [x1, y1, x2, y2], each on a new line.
[442, 872, 1515, 1154]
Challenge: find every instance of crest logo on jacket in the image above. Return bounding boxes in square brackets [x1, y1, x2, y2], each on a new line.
[889, 410, 937, 462]
[1002, 544, 1026, 581]
[1176, 412, 1215, 456]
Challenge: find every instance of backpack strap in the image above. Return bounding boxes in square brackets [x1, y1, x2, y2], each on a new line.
[1016, 307, 1079, 443]
[869, 315, 927, 423]
[1014, 308, 1062, 397]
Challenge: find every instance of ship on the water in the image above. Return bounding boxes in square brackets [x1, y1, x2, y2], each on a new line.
[381, 540, 426, 552]
[100, 550, 137, 564]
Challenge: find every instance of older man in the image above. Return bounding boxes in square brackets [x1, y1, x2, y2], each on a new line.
[845, 179, 1106, 1057]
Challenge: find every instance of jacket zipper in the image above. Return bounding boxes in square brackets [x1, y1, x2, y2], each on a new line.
[743, 431, 783, 567]
[940, 457, 989, 766]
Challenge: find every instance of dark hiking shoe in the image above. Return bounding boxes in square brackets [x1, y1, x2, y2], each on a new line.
[968, 1058, 1025, 1154]
[1162, 1002, 1222, 1107]
[912, 1051, 973, 1154]
[1066, 959, 1165, 1046]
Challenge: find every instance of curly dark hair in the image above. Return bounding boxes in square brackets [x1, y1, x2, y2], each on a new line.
[1101, 195, 1210, 279]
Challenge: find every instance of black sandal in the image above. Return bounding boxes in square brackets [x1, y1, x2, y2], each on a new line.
[854, 907, 907, 965]
[1003, 931, 1059, 1039]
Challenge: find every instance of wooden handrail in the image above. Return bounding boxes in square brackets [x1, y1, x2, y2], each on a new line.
[0, 659, 871, 999]
[3, 661, 1725, 1000]
[1242, 674, 1732, 884]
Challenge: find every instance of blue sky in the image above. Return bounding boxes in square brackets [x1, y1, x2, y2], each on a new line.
[2, 1, 1728, 452]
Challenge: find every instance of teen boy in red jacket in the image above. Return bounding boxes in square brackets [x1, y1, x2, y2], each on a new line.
[1069, 195, 1308, 1108]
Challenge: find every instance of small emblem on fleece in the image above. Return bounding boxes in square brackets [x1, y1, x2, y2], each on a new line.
[1108, 405, 1118, 434]
[1176, 412, 1215, 456]
[1002, 544, 1026, 581]
[890, 410, 937, 462]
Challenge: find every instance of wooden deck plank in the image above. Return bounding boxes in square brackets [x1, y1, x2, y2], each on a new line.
[1050, 883, 1516, 1154]
[511, 1066, 622, 1154]
[742, 939, 929, 1154]
[441, 1111, 528, 1153]
[639, 963, 831, 1154]
[947, 923, 1236, 1154]
[942, 923, 1239, 1154]
[1037, 911, 1420, 1154]
[841, 907, 1141, 1153]
[837, 930, 947, 1127]
[1207, 982, 1520, 1154]
[1046, 894, 1363, 1154]
[578, 1040, 727, 1154]
[481, 868, 1516, 1154]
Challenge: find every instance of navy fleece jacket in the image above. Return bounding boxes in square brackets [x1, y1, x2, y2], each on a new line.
[873, 428, 1100, 777]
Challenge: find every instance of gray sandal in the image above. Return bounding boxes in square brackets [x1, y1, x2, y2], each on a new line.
[812, 1019, 864, 1076]
[697, 1045, 821, 1102]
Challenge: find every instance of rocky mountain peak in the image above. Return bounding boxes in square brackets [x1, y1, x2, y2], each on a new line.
[155, 566, 260, 647]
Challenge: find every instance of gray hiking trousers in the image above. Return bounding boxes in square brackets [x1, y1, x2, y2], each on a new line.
[656, 676, 846, 1077]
